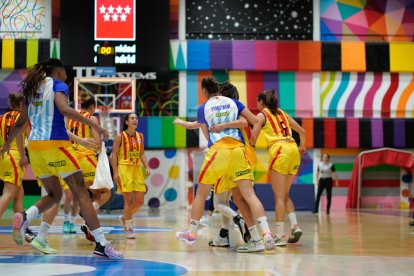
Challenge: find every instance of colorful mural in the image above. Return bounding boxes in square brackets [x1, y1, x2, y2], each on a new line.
[321, 0, 414, 41]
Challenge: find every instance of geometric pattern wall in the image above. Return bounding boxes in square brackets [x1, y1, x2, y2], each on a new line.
[321, 0, 414, 42]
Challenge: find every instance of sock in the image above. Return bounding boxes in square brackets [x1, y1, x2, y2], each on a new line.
[64, 213, 70, 222]
[125, 219, 133, 229]
[256, 216, 271, 235]
[248, 225, 261, 242]
[91, 228, 107, 246]
[92, 201, 100, 210]
[37, 221, 50, 240]
[221, 216, 230, 230]
[25, 206, 39, 222]
[188, 219, 199, 234]
[70, 215, 76, 224]
[219, 228, 229, 238]
[275, 222, 285, 237]
[287, 212, 298, 228]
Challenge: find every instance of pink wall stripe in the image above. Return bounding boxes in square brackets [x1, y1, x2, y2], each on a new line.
[295, 73, 314, 117]
[346, 118, 360, 148]
[255, 41, 277, 71]
[363, 72, 382, 117]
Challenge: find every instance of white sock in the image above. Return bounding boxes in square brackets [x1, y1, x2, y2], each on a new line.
[256, 216, 271, 235]
[37, 221, 50, 240]
[92, 201, 100, 210]
[221, 215, 230, 229]
[91, 228, 107, 246]
[125, 219, 133, 229]
[70, 215, 77, 224]
[64, 213, 70, 222]
[25, 206, 39, 222]
[248, 225, 261, 242]
[189, 219, 199, 234]
[276, 222, 285, 237]
[287, 212, 298, 228]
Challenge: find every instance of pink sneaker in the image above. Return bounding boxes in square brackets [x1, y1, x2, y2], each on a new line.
[125, 228, 135, 239]
[93, 242, 124, 260]
[176, 230, 196, 245]
[263, 232, 275, 250]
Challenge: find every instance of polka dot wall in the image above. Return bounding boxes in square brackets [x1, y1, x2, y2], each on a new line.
[145, 150, 181, 208]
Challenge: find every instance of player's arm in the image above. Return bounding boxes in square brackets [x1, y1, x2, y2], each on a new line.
[110, 134, 121, 185]
[209, 116, 248, 133]
[287, 114, 306, 154]
[250, 113, 266, 146]
[240, 107, 258, 125]
[1, 105, 28, 155]
[173, 118, 202, 129]
[55, 92, 108, 139]
[90, 115, 102, 150]
[139, 134, 150, 176]
[16, 128, 28, 168]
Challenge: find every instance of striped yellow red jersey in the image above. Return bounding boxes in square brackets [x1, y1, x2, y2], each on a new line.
[0, 110, 21, 150]
[118, 131, 144, 165]
[67, 111, 94, 154]
[260, 108, 293, 146]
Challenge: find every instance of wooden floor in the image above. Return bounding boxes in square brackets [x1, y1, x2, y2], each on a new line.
[0, 208, 413, 275]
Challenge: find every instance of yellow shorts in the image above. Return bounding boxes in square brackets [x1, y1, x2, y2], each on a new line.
[268, 141, 301, 175]
[118, 164, 146, 193]
[0, 149, 25, 186]
[28, 140, 81, 178]
[214, 144, 256, 194]
[198, 146, 254, 187]
[76, 152, 97, 184]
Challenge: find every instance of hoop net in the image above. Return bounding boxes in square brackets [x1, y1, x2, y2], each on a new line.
[98, 106, 116, 140]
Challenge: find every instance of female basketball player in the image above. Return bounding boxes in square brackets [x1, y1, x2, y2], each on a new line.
[111, 113, 150, 239]
[250, 89, 306, 246]
[1, 58, 123, 259]
[175, 77, 275, 252]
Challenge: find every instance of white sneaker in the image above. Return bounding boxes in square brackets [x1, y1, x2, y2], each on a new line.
[237, 240, 265, 253]
[274, 235, 288, 246]
[199, 216, 209, 227]
[263, 233, 275, 250]
[208, 235, 230, 247]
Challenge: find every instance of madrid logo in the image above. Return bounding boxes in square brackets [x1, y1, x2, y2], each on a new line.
[95, 0, 135, 41]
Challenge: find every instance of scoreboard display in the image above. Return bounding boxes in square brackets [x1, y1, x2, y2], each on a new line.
[60, 0, 169, 75]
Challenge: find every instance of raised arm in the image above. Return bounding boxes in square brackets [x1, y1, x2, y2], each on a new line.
[287, 114, 306, 154]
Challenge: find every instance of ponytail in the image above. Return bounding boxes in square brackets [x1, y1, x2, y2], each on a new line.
[257, 89, 280, 115]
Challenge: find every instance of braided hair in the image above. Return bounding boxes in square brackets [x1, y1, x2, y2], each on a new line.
[19, 58, 65, 104]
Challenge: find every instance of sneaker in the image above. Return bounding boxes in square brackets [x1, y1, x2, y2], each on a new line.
[233, 215, 251, 243]
[68, 222, 77, 234]
[25, 228, 37, 243]
[263, 233, 275, 250]
[93, 242, 124, 260]
[30, 237, 57, 254]
[287, 225, 303, 243]
[176, 229, 196, 245]
[236, 240, 265, 253]
[80, 224, 96, 242]
[125, 228, 135, 239]
[208, 235, 230, 247]
[62, 221, 72, 233]
[119, 215, 126, 229]
[13, 212, 28, 246]
[199, 216, 209, 227]
[274, 235, 288, 246]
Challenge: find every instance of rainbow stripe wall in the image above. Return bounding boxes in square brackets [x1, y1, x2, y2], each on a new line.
[170, 40, 414, 72]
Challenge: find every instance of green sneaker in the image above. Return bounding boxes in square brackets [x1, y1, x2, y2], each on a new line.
[62, 221, 71, 233]
[236, 240, 265, 253]
[30, 237, 57, 254]
[68, 222, 77, 234]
